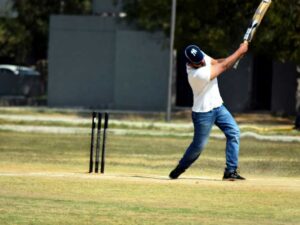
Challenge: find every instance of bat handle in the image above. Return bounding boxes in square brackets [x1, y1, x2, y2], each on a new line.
[233, 40, 248, 69]
[233, 59, 241, 69]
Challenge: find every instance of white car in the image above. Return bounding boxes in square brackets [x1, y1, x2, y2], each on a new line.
[0, 64, 40, 76]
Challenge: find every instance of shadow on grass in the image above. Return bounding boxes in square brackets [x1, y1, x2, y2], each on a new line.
[127, 174, 222, 182]
[82, 172, 223, 182]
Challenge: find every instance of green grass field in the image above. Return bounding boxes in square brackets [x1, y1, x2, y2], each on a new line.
[0, 109, 299, 225]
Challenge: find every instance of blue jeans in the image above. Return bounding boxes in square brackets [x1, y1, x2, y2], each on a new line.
[179, 105, 240, 172]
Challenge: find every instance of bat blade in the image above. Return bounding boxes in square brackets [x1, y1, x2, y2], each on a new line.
[234, 0, 272, 69]
[244, 0, 272, 42]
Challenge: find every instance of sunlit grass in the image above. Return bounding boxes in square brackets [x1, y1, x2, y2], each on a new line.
[0, 107, 299, 225]
[0, 175, 299, 225]
[0, 131, 299, 177]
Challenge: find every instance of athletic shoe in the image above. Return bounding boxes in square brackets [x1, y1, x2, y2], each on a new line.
[169, 165, 186, 179]
[222, 170, 246, 181]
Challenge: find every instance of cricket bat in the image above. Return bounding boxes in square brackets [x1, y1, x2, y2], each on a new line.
[234, 0, 272, 69]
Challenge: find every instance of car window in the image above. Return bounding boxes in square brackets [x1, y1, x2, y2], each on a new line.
[19, 68, 40, 76]
[0, 68, 15, 76]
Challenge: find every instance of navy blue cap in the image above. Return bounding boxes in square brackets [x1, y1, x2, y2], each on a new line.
[184, 45, 204, 65]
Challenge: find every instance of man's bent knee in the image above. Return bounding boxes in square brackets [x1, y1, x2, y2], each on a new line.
[225, 127, 240, 141]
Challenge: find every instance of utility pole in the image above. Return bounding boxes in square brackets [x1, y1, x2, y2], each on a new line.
[166, 0, 176, 122]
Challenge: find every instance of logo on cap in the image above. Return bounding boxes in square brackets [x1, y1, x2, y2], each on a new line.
[191, 48, 197, 56]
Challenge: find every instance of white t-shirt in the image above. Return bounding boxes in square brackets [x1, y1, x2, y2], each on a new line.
[186, 52, 223, 112]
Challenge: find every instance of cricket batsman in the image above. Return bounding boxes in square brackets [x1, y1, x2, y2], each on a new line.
[169, 42, 248, 181]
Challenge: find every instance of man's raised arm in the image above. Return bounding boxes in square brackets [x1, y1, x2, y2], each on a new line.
[210, 43, 248, 80]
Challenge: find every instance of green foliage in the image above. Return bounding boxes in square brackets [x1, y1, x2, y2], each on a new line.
[0, 0, 91, 64]
[123, 0, 300, 62]
[0, 0, 299, 64]
[263, 0, 300, 62]
[0, 18, 31, 63]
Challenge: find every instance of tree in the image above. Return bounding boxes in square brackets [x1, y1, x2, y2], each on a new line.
[122, 0, 300, 61]
[122, 0, 253, 56]
[0, 18, 30, 64]
[0, 0, 91, 65]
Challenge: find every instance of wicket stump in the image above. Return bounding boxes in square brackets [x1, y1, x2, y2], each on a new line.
[89, 112, 109, 173]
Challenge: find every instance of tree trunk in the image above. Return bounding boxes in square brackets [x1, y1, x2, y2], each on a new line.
[295, 69, 300, 130]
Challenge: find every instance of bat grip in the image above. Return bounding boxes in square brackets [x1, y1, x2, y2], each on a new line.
[233, 59, 241, 69]
[233, 40, 248, 69]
